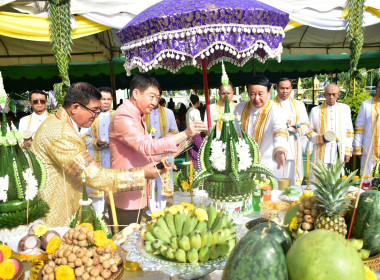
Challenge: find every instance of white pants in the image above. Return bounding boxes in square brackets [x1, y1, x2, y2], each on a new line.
[284, 160, 297, 186]
[148, 177, 167, 214]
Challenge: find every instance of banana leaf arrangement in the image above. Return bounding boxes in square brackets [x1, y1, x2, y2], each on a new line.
[0, 110, 49, 229]
[192, 95, 276, 202]
[372, 160, 380, 178]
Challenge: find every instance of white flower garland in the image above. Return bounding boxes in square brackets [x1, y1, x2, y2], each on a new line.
[235, 139, 252, 171]
[79, 199, 93, 206]
[22, 169, 38, 200]
[0, 175, 9, 202]
[209, 140, 226, 171]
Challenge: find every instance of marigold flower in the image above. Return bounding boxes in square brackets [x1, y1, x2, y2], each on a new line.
[34, 224, 48, 237]
[180, 202, 195, 212]
[79, 223, 94, 232]
[0, 245, 12, 260]
[93, 230, 108, 247]
[181, 181, 190, 191]
[105, 239, 117, 251]
[167, 205, 184, 215]
[289, 217, 299, 232]
[194, 208, 208, 222]
[55, 265, 75, 280]
[46, 236, 61, 254]
[0, 261, 15, 280]
[151, 210, 165, 220]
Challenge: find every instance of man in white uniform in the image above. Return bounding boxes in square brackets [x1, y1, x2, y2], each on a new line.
[19, 90, 50, 138]
[144, 90, 178, 213]
[204, 83, 235, 138]
[274, 78, 309, 185]
[307, 84, 353, 172]
[186, 94, 201, 126]
[234, 76, 287, 179]
[353, 79, 380, 175]
[81, 87, 114, 217]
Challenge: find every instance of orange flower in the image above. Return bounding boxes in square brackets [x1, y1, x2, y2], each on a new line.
[55, 265, 75, 280]
[46, 236, 61, 254]
[0, 261, 16, 280]
[105, 239, 117, 251]
[93, 230, 108, 247]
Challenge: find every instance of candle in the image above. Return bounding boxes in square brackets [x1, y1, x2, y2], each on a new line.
[189, 160, 193, 187]
[306, 150, 310, 179]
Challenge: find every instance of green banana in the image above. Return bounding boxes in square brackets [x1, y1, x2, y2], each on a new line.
[211, 231, 222, 246]
[145, 231, 156, 242]
[164, 213, 177, 237]
[159, 245, 168, 256]
[156, 217, 173, 238]
[207, 204, 217, 229]
[209, 244, 221, 260]
[211, 212, 225, 233]
[166, 247, 176, 260]
[170, 236, 178, 250]
[174, 212, 187, 236]
[175, 248, 187, 263]
[152, 239, 165, 250]
[186, 248, 199, 264]
[194, 221, 207, 234]
[153, 249, 161, 255]
[182, 216, 198, 236]
[219, 242, 230, 257]
[199, 246, 210, 262]
[152, 225, 171, 244]
[227, 238, 236, 252]
[201, 230, 213, 247]
[144, 241, 154, 253]
[178, 235, 191, 251]
[190, 232, 202, 250]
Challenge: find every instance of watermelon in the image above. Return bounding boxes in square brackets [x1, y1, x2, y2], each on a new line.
[283, 204, 299, 233]
[222, 224, 288, 280]
[347, 190, 380, 256]
[250, 221, 292, 254]
[286, 229, 365, 280]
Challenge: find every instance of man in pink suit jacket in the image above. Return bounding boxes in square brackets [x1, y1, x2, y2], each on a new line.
[108, 74, 206, 226]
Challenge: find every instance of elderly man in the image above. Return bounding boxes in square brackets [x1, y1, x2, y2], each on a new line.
[19, 89, 50, 137]
[274, 78, 309, 185]
[144, 89, 178, 214]
[81, 86, 114, 217]
[204, 83, 235, 138]
[234, 75, 288, 179]
[353, 79, 380, 175]
[31, 82, 162, 227]
[307, 84, 354, 170]
[108, 73, 206, 225]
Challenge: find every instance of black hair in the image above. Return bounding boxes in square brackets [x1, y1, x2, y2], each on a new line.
[159, 98, 166, 106]
[63, 82, 102, 108]
[29, 90, 47, 101]
[130, 73, 161, 94]
[218, 82, 234, 91]
[190, 94, 199, 106]
[98, 87, 113, 94]
[247, 75, 271, 91]
[277, 78, 293, 88]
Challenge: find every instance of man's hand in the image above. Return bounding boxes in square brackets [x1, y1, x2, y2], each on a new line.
[275, 151, 286, 169]
[185, 121, 208, 138]
[344, 155, 351, 163]
[289, 128, 298, 135]
[96, 139, 108, 148]
[143, 161, 168, 179]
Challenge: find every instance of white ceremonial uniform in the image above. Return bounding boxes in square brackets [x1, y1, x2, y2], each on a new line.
[353, 97, 380, 176]
[80, 109, 114, 217]
[186, 107, 201, 127]
[144, 105, 178, 213]
[234, 100, 288, 179]
[274, 96, 309, 185]
[307, 102, 353, 171]
[19, 111, 49, 135]
[204, 100, 236, 138]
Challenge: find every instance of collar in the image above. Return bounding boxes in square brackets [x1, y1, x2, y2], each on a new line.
[327, 103, 336, 109]
[279, 97, 290, 103]
[125, 99, 143, 117]
[69, 116, 79, 132]
[32, 111, 48, 118]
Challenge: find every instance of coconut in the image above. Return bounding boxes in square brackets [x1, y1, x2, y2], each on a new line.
[17, 234, 41, 252]
[41, 230, 60, 250]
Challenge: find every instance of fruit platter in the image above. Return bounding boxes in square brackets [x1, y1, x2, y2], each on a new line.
[259, 201, 289, 223]
[123, 203, 243, 280]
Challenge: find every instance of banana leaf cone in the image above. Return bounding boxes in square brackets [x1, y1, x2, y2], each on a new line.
[175, 151, 192, 191]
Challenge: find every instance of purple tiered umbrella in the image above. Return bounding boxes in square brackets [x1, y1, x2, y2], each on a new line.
[117, 0, 289, 128]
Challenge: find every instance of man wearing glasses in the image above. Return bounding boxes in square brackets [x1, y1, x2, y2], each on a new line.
[31, 82, 164, 227]
[19, 89, 50, 137]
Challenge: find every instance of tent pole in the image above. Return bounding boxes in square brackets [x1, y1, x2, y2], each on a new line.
[109, 58, 117, 109]
[201, 58, 212, 130]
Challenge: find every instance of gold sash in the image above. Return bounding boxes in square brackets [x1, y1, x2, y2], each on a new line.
[372, 96, 379, 162]
[144, 105, 167, 136]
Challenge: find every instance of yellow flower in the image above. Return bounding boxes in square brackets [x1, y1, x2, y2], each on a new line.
[181, 202, 195, 212]
[149, 127, 157, 134]
[46, 236, 61, 254]
[79, 223, 94, 232]
[0, 261, 16, 280]
[93, 230, 108, 247]
[55, 265, 75, 280]
[0, 245, 12, 260]
[181, 181, 190, 191]
[151, 210, 165, 220]
[105, 239, 117, 251]
[167, 205, 184, 215]
[34, 224, 48, 237]
[364, 265, 376, 280]
[289, 217, 299, 232]
[194, 208, 208, 222]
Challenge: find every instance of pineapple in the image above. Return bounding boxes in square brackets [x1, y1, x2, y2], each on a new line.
[311, 159, 357, 238]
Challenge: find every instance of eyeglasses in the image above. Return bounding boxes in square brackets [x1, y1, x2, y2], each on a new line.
[32, 99, 47, 105]
[76, 103, 102, 117]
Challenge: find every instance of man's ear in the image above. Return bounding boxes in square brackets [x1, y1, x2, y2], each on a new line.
[70, 103, 80, 115]
[131, 89, 139, 100]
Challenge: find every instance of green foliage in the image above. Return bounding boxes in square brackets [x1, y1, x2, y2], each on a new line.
[348, 0, 365, 71]
[341, 89, 371, 123]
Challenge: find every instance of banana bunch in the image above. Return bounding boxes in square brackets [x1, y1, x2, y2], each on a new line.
[143, 204, 236, 264]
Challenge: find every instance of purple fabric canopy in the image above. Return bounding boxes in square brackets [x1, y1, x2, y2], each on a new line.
[117, 0, 289, 75]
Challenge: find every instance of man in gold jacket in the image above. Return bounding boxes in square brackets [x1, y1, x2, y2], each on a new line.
[31, 82, 163, 227]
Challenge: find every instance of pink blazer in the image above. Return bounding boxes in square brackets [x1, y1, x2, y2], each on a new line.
[107, 99, 178, 210]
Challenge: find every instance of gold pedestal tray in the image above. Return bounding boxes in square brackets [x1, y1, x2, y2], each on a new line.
[259, 202, 289, 224]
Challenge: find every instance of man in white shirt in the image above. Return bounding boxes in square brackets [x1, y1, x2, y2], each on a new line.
[144, 90, 178, 213]
[81, 87, 114, 217]
[353, 79, 380, 175]
[234, 76, 287, 179]
[186, 94, 201, 126]
[19, 90, 50, 138]
[204, 83, 235, 138]
[307, 84, 354, 171]
[274, 78, 309, 185]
